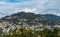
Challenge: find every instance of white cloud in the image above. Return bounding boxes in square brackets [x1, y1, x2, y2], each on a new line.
[43, 0, 60, 16]
[0, 0, 47, 18]
[18, 8, 39, 14]
[0, 0, 60, 18]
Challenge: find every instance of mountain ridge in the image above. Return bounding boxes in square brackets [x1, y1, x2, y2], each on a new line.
[1, 12, 60, 20]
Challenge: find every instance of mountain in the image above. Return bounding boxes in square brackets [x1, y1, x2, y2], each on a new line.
[0, 12, 60, 27]
[1, 12, 60, 20]
[42, 14, 60, 20]
[1, 12, 44, 20]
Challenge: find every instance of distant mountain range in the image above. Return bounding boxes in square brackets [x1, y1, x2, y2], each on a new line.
[1, 12, 60, 20]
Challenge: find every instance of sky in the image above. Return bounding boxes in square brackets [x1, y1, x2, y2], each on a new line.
[0, 0, 60, 18]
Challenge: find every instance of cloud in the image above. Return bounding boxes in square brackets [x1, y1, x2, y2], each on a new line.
[0, 0, 60, 18]
[0, 0, 47, 18]
[43, 0, 60, 16]
[44, 0, 60, 9]
[18, 8, 39, 14]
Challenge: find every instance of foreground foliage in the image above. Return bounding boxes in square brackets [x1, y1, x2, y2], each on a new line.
[0, 27, 60, 37]
[1, 28, 38, 37]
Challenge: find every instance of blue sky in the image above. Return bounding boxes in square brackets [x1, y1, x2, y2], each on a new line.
[0, 0, 60, 18]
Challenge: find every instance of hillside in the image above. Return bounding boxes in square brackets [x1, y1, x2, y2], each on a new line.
[1, 12, 60, 25]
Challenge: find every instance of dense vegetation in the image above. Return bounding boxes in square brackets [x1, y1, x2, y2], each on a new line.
[1, 27, 38, 37]
[40, 28, 60, 37]
[0, 27, 60, 37]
